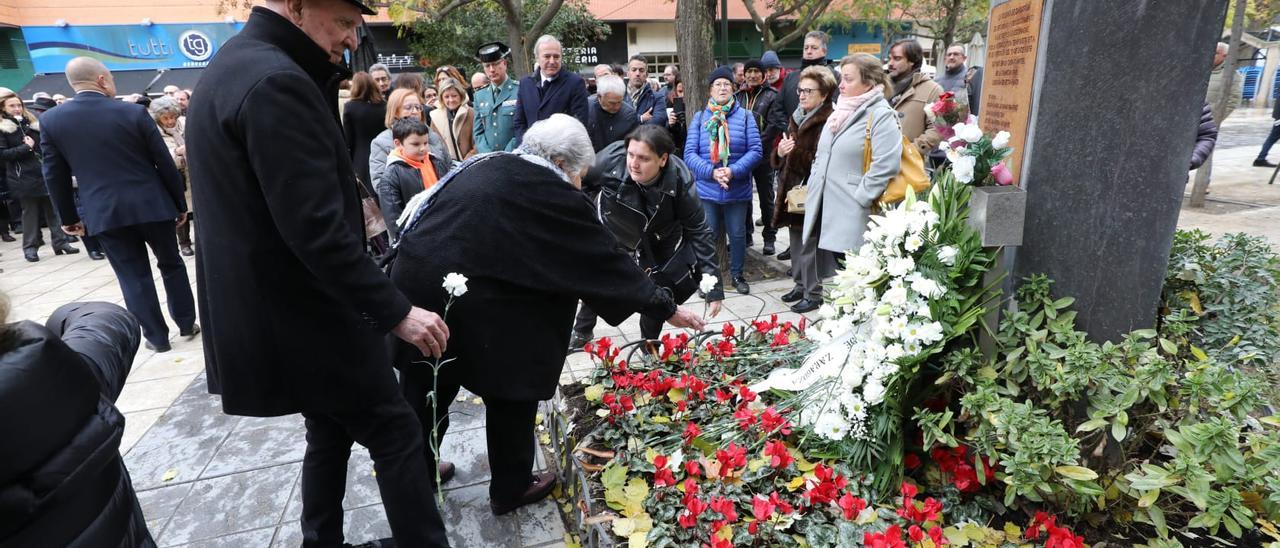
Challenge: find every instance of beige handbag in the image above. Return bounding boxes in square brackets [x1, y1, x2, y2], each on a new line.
[785, 184, 807, 214]
[357, 178, 388, 239]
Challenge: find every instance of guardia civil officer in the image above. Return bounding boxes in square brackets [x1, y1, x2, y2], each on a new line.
[472, 42, 520, 153]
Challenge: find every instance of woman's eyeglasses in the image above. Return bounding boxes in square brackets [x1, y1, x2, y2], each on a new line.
[403, 104, 424, 111]
[797, 88, 818, 96]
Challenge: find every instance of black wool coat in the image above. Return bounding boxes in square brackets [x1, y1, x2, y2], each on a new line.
[186, 7, 410, 417]
[0, 302, 154, 547]
[0, 116, 46, 199]
[388, 153, 676, 401]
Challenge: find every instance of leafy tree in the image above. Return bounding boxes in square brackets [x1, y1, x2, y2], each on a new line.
[897, 0, 989, 61]
[377, 0, 606, 78]
[741, 0, 839, 51]
[393, 0, 607, 77]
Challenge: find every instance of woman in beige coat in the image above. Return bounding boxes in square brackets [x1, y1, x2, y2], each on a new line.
[428, 78, 476, 161]
[149, 97, 195, 256]
[802, 53, 902, 256]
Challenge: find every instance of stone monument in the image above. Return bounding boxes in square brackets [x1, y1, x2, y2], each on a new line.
[981, 0, 1229, 340]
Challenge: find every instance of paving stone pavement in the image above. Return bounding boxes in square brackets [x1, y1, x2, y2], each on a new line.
[2, 107, 1273, 546]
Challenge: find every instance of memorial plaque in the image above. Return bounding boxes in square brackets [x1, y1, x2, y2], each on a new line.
[979, 0, 1044, 187]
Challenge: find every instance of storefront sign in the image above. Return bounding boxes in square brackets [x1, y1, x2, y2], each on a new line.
[23, 22, 243, 73]
[846, 43, 882, 56]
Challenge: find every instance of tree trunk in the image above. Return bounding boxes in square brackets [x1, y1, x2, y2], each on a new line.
[496, 0, 531, 78]
[1189, 0, 1246, 208]
[677, 0, 717, 111]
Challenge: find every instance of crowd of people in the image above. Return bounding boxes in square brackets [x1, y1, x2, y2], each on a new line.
[0, 0, 996, 546]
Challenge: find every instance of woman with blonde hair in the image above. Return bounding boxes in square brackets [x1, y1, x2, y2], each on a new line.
[370, 89, 452, 212]
[0, 91, 76, 261]
[802, 53, 902, 259]
[428, 78, 476, 160]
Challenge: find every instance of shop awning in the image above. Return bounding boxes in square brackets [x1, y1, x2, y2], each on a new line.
[17, 69, 162, 99]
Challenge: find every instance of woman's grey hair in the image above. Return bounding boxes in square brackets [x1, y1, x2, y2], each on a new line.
[521, 113, 595, 177]
[148, 96, 183, 121]
[595, 75, 625, 98]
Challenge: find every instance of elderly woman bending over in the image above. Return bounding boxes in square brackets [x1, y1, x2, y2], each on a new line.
[387, 114, 705, 516]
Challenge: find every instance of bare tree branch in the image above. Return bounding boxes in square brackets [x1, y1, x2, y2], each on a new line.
[769, 0, 836, 48]
[528, 0, 568, 41]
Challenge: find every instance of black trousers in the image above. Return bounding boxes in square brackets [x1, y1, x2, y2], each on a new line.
[19, 196, 69, 251]
[401, 368, 540, 505]
[573, 274, 698, 340]
[94, 221, 196, 347]
[745, 165, 777, 242]
[300, 395, 450, 548]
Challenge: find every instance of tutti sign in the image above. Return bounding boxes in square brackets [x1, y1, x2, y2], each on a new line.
[23, 22, 244, 73]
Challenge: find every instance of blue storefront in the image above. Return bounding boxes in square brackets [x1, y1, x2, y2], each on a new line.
[16, 21, 244, 97]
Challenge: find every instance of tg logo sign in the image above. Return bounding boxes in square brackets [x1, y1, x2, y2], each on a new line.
[178, 30, 213, 62]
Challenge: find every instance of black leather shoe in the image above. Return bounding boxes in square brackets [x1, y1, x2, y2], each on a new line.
[780, 288, 804, 303]
[1254, 159, 1278, 168]
[755, 218, 765, 226]
[180, 324, 201, 340]
[791, 298, 821, 313]
[568, 331, 592, 351]
[763, 241, 776, 255]
[733, 276, 750, 295]
[24, 249, 38, 262]
[778, 248, 790, 261]
[67, 235, 79, 242]
[180, 245, 194, 257]
[786, 268, 793, 277]
[491, 472, 557, 515]
[0, 232, 13, 242]
[145, 340, 172, 353]
[89, 251, 106, 260]
[53, 244, 80, 255]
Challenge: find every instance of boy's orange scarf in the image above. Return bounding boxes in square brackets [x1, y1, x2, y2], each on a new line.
[390, 147, 439, 191]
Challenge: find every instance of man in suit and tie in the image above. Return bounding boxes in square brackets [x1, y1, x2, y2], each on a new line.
[41, 57, 197, 353]
[512, 34, 589, 145]
[472, 41, 521, 153]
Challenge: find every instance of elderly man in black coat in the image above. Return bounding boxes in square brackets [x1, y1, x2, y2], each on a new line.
[586, 74, 639, 152]
[186, 0, 451, 546]
[388, 114, 705, 516]
[0, 301, 154, 547]
[512, 34, 590, 145]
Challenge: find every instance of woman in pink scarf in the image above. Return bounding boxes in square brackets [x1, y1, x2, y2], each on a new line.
[802, 53, 903, 266]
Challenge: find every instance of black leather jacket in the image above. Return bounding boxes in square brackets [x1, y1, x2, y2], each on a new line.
[586, 140, 725, 301]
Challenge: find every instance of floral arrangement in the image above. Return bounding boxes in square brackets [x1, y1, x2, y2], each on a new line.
[924, 94, 1015, 187]
[923, 91, 971, 140]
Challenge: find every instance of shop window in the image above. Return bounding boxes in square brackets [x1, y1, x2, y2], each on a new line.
[641, 53, 678, 77]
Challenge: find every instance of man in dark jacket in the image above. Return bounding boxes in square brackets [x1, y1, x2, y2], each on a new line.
[0, 301, 154, 547]
[185, 1, 451, 546]
[1190, 101, 1218, 171]
[571, 125, 725, 347]
[512, 34, 590, 145]
[389, 114, 704, 517]
[586, 75, 639, 152]
[736, 59, 787, 255]
[40, 57, 194, 353]
[624, 55, 667, 126]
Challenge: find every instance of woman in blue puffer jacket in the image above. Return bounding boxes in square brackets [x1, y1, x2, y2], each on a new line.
[684, 66, 762, 294]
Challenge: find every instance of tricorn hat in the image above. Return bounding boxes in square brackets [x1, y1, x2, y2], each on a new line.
[476, 42, 512, 63]
[342, 0, 377, 15]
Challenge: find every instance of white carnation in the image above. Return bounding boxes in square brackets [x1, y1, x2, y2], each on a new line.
[862, 381, 887, 405]
[442, 272, 469, 297]
[699, 274, 718, 294]
[886, 256, 915, 278]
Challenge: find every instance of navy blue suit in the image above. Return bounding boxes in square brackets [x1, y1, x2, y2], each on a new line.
[512, 70, 590, 145]
[41, 91, 195, 348]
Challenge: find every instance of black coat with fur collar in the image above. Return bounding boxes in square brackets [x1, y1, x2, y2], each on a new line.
[388, 152, 676, 401]
[0, 115, 47, 199]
